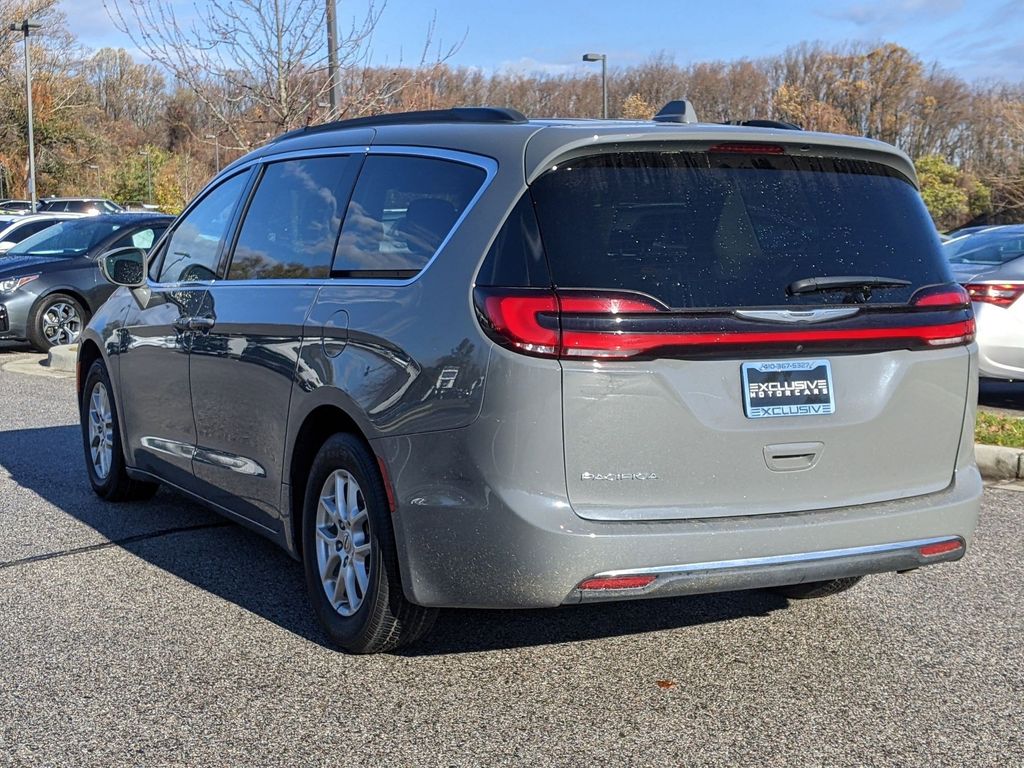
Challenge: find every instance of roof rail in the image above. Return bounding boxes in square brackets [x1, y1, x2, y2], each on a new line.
[273, 106, 529, 143]
[724, 119, 802, 131]
[653, 100, 699, 124]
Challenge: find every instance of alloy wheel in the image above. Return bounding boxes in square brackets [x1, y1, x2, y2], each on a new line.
[315, 469, 372, 617]
[42, 301, 82, 346]
[88, 381, 114, 480]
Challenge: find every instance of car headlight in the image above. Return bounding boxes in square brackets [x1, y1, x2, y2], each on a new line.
[0, 274, 40, 294]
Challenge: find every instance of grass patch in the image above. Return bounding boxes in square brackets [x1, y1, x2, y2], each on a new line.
[976, 411, 1024, 448]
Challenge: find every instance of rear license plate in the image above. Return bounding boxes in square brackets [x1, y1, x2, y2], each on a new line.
[742, 360, 835, 419]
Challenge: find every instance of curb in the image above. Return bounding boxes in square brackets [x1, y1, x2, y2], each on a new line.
[974, 443, 1024, 481]
[46, 343, 78, 373]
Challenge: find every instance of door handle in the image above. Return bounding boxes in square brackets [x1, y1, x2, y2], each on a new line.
[173, 316, 216, 333]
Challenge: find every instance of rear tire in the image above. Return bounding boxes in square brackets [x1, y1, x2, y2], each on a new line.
[28, 293, 87, 351]
[302, 433, 436, 654]
[773, 576, 863, 600]
[80, 360, 159, 502]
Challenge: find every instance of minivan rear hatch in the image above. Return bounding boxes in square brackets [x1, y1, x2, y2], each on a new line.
[477, 143, 974, 521]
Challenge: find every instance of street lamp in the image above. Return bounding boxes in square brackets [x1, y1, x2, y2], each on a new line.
[582, 52, 607, 119]
[138, 150, 153, 204]
[204, 134, 220, 173]
[9, 18, 41, 211]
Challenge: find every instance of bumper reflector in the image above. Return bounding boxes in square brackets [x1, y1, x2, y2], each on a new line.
[578, 575, 656, 591]
[919, 539, 963, 557]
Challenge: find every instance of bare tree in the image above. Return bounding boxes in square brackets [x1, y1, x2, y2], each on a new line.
[87, 47, 166, 127]
[107, 0, 457, 151]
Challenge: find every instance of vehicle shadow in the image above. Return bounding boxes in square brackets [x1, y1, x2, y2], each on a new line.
[0, 424, 788, 655]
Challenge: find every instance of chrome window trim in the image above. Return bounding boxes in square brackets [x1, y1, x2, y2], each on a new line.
[148, 145, 498, 290]
[593, 536, 962, 578]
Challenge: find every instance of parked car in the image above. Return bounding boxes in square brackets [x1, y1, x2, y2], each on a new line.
[0, 213, 171, 349]
[945, 224, 999, 239]
[944, 224, 1024, 379]
[0, 213, 84, 254]
[37, 197, 124, 215]
[79, 105, 980, 653]
[0, 199, 34, 214]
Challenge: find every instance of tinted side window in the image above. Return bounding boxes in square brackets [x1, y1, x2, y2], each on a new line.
[333, 155, 486, 278]
[110, 225, 166, 252]
[228, 156, 359, 280]
[156, 172, 249, 283]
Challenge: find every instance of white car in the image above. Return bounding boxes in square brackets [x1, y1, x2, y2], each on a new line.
[945, 225, 1024, 379]
[0, 213, 85, 254]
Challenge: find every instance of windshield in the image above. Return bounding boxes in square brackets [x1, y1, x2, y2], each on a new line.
[5, 219, 124, 258]
[529, 151, 950, 308]
[943, 229, 1024, 266]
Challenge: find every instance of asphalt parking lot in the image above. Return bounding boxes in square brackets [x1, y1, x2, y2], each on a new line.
[1, 350, 1022, 767]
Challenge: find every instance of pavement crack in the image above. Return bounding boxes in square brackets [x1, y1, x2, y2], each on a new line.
[0, 522, 230, 570]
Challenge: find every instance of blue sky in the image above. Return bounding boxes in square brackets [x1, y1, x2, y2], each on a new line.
[64, 0, 1024, 81]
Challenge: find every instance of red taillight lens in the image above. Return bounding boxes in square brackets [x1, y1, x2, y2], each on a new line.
[911, 283, 971, 308]
[964, 282, 1024, 307]
[578, 575, 656, 590]
[919, 539, 964, 557]
[708, 143, 785, 155]
[480, 291, 559, 355]
[476, 287, 975, 359]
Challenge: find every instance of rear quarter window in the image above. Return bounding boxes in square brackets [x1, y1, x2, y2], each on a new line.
[333, 154, 486, 279]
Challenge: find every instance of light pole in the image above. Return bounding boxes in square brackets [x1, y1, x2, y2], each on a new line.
[582, 52, 607, 119]
[326, 0, 342, 119]
[204, 134, 220, 173]
[138, 150, 152, 204]
[9, 18, 41, 211]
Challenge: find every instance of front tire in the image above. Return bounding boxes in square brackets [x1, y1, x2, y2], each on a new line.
[80, 360, 159, 502]
[29, 293, 87, 351]
[302, 433, 436, 653]
[773, 576, 863, 600]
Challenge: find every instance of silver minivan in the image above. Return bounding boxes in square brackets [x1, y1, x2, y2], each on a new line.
[78, 105, 981, 653]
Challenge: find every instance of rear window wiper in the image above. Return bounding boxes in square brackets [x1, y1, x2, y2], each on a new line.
[787, 275, 911, 301]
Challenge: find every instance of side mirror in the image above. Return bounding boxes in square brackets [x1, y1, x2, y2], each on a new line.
[99, 246, 147, 288]
[0, 241, 16, 253]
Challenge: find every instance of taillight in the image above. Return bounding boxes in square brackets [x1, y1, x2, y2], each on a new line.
[911, 283, 971, 308]
[964, 282, 1024, 307]
[475, 287, 976, 360]
[480, 290, 560, 355]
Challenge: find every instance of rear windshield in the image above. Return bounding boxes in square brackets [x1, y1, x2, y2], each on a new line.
[943, 229, 1024, 266]
[528, 151, 950, 308]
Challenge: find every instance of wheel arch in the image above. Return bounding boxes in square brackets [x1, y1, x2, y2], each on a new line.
[77, 337, 104, 396]
[35, 286, 94, 316]
[287, 403, 377, 561]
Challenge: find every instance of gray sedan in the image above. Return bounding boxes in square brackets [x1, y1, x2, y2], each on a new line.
[0, 213, 172, 350]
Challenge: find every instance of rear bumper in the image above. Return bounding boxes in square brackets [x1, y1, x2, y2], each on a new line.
[566, 536, 964, 604]
[385, 454, 982, 609]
